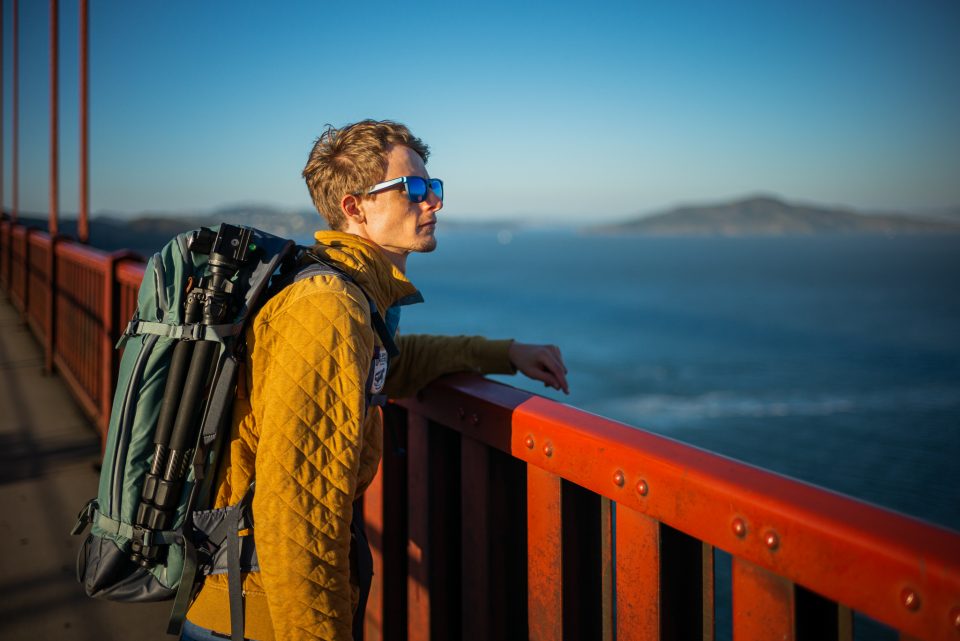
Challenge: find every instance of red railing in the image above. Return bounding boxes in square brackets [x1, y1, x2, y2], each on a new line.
[0, 219, 145, 439]
[1, 218, 958, 641]
[8, 223, 28, 312]
[0, 222, 10, 296]
[26, 231, 51, 343]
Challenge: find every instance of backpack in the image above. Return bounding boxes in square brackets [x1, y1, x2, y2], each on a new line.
[71, 223, 397, 639]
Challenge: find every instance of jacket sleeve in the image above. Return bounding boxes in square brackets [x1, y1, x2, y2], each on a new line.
[384, 334, 516, 399]
[249, 277, 375, 641]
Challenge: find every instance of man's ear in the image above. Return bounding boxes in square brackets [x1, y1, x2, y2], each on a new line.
[341, 194, 365, 225]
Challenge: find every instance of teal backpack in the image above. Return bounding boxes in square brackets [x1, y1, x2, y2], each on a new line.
[71, 223, 396, 639]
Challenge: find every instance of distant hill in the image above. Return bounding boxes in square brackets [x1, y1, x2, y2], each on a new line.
[9, 205, 325, 256]
[590, 195, 960, 236]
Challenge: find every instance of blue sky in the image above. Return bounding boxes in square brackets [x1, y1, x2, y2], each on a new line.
[3, 0, 959, 223]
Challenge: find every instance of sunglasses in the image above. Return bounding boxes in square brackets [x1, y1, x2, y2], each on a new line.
[364, 175, 444, 204]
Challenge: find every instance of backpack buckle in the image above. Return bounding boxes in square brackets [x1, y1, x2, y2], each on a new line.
[183, 323, 204, 341]
[71, 499, 97, 536]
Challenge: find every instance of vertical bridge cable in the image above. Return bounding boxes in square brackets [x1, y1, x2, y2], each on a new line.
[78, 0, 89, 243]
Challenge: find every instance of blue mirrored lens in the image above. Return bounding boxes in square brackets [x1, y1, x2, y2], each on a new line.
[405, 177, 428, 203]
[429, 179, 443, 202]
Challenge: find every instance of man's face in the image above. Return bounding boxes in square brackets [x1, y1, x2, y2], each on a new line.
[356, 145, 442, 258]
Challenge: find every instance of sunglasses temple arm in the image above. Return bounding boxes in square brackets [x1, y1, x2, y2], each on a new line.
[367, 176, 406, 195]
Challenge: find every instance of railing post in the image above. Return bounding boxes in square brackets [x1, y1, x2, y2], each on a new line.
[44, 235, 61, 373]
[364, 447, 385, 641]
[20, 226, 30, 319]
[615, 506, 661, 640]
[527, 464, 562, 641]
[732, 556, 796, 641]
[407, 411, 431, 641]
[460, 436, 490, 641]
[1, 220, 8, 290]
[99, 251, 127, 438]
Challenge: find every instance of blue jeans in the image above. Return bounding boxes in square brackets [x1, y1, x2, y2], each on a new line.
[181, 619, 260, 641]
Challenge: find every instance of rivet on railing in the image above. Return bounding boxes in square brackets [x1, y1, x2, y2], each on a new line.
[764, 530, 779, 550]
[543, 443, 553, 457]
[525, 436, 535, 449]
[732, 518, 747, 538]
[901, 588, 920, 612]
[613, 470, 625, 487]
[950, 607, 960, 629]
[470, 413, 480, 426]
[636, 479, 648, 496]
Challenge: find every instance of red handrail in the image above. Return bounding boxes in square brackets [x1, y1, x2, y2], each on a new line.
[386, 375, 960, 640]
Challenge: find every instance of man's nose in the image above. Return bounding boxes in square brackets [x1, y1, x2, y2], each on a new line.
[425, 189, 442, 212]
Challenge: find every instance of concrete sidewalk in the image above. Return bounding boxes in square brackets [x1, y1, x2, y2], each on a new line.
[0, 296, 170, 640]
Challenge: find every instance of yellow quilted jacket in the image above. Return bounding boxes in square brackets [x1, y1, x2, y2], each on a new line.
[187, 231, 515, 640]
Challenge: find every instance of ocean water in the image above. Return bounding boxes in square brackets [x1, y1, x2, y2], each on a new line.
[393, 229, 960, 532]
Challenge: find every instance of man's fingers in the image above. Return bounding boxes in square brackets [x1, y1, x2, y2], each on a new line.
[548, 345, 568, 373]
[510, 342, 570, 394]
[537, 353, 569, 394]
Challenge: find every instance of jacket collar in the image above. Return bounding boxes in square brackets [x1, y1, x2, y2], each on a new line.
[311, 231, 423, 312]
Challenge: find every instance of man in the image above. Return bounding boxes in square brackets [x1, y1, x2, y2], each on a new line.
[184, 120, 567, 641]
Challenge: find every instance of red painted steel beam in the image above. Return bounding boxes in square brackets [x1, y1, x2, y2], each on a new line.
[364, 455, 385, 641]
[527, 464, 562, 641]
[615, 507, 660, 640]
[399, 375, 960, 641]
[78, 0, 88, 243]
[460, 436, 490, 641]
[26, 231, 50, 336]
[407, 411, 431, 641]
[99, 250, 139, 435]
[44, 235, 57, 372]
[732, 556, 796, 641]
[116, 260, 146, 288]
[10, 225, 26, 309]
[55, 239, 117, 268]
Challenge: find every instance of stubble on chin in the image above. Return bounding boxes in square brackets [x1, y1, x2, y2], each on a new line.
[418, 236, 438, 253]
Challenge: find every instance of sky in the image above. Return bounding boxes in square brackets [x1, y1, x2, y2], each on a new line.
[2, 0, 959, 224]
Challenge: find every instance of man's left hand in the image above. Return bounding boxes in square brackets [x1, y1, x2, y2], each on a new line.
[508, 342, 569, 395]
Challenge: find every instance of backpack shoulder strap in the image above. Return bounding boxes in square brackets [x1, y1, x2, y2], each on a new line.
[274, 249, 399, 358]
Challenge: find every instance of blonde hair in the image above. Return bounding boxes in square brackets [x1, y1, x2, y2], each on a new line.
[302, 119, 430, 230]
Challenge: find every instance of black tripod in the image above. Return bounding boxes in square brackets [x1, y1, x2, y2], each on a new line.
[131, 224, 254, 567]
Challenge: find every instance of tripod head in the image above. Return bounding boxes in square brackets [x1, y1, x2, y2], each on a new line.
[187, 225, 256, 324]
